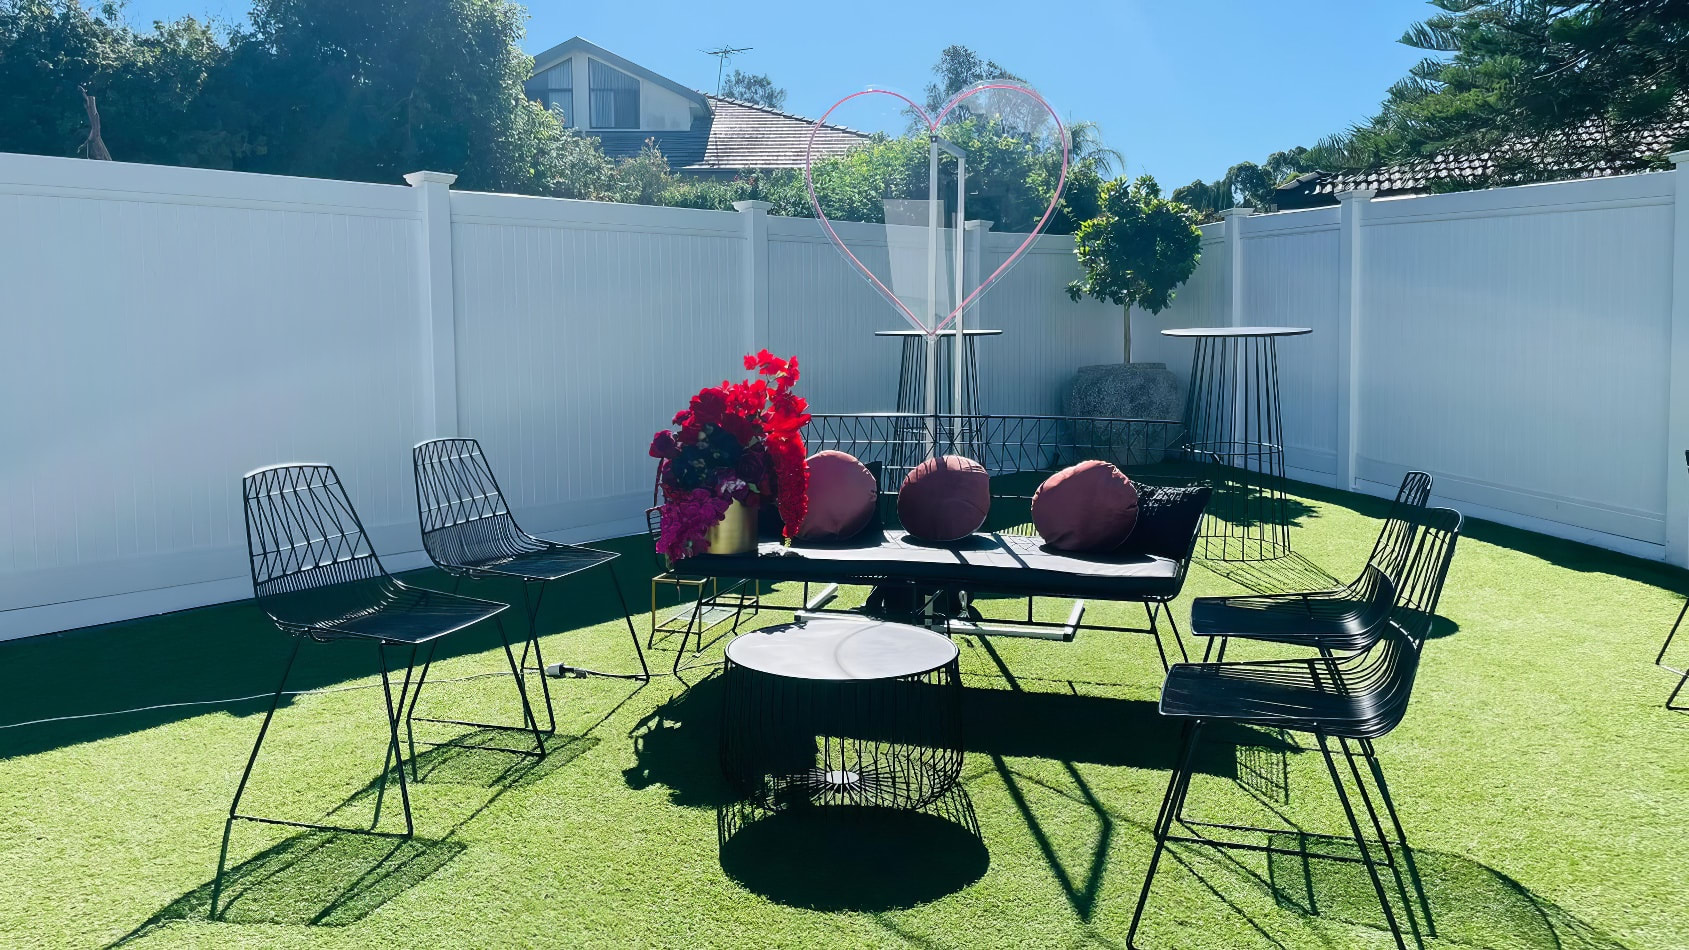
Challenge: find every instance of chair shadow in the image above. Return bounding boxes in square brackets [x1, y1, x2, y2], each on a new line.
[0, 536, 659, 760]
[623, 673, 1297, 809]
[1264, 835, 1638, 949]
[107, 830, 465, 944]
[333, 728, 598, 817]
[716, 788, 989, 912]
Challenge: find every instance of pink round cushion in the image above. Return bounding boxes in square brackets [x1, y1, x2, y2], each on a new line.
[898, 455, 991, 542]
[797, 451, 878, 542]
[1032, 460, 1140, 552]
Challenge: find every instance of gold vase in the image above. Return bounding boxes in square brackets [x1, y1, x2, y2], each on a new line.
[705, 499, 757, 555]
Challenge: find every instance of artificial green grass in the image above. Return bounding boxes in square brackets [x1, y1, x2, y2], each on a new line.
[2, 482, 1687, 949]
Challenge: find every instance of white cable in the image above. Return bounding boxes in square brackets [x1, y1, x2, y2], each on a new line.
[0, 670, 519, 732]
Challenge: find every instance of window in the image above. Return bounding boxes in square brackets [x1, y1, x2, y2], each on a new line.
[588, 59, 640, 130]
[525, 60, 572, 126]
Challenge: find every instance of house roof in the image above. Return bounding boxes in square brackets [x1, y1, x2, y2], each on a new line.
[694, 96, 871, 170]
[529, 36, 707, 110]
[590, 96, 871, 172]
[1276, 113, 1689, 208]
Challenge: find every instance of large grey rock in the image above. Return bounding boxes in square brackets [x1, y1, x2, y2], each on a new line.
[1064, 362, 1184, 422]
[1062, 363, 1186, 467]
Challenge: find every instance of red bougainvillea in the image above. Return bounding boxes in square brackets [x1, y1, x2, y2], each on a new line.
[648, 351, 809, 559]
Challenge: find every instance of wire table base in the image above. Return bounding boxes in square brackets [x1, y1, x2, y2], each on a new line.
[1165, 326, 1310, 561]
[720, 619, 963, 812]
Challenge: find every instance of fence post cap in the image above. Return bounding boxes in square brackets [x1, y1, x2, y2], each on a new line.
[403, 171, 458, 187]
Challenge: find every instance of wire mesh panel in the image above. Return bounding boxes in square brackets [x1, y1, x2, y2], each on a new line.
[720, 619, 963, 812]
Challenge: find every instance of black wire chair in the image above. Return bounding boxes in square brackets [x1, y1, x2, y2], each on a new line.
[1657, 451, 1689, 710]
[1127, 506, 1461, 950]
[214, 463, 545, 918]
[413, 439, 650, 712]
[1190, 471, 1433, 662]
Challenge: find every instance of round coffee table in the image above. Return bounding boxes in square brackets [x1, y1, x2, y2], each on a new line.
[720, 617, 963, 811]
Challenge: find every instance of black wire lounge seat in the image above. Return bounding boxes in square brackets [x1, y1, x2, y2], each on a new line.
[1189, 471, 1431, 659]
[413, 438, 649, 692]
[1127, 506, 1461, 950]
[214, 463, 548, 918]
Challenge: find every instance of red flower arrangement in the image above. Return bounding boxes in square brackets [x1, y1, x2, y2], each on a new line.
[648, 351, 810, 559]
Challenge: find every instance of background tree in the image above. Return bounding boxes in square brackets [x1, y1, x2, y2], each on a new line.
[719, 69, 786, 110]
[1067, 176, 1204, 360]
[1324, 0, 1689, 185]
[924, 44, 1021, 113]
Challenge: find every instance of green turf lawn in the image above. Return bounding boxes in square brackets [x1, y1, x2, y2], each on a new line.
[2, 481, 1686, 949]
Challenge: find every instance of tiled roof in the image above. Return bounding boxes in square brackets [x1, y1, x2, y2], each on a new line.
[1278, 113, 1689, 206]
[583, 96, 870, 172]
[693, 96, 871, 170]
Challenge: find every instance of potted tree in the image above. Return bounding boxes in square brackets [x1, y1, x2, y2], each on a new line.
[1064, 175, 1203, 423]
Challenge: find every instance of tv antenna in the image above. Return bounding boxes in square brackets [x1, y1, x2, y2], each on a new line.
[701, 45, 752, 95]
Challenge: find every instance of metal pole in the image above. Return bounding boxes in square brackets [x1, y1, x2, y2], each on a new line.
[952, 151, 967, 431]
[926, 137, 942, 459]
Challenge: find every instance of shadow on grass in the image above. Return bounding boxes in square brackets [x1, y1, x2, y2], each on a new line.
[624, 673, 1295, 809]
[108, 830, 465, 945]
[1263, 835, 1636, 949]
[717, 788, 988, 911]
[0, 536, 661, 760]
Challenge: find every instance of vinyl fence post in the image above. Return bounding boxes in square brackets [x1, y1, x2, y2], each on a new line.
[405, 170, 460, 438]
[1665, 152, 1689, 566]
[1219, 206, 1254, 328]
[735, 200, 772, 360]
[1335, 189, 1375, 492]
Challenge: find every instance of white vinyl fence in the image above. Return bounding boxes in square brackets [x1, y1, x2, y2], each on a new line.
[0, 152, 1123, 639]
[1132, 155, 1689, 567]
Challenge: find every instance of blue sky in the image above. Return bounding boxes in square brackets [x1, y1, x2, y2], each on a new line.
[120, 0, 1435, 188]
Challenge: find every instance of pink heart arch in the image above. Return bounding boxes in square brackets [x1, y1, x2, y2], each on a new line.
[804, 83, 1070, 338]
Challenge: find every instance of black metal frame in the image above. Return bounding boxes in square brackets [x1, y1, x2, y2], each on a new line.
[412, 438, 649, 700]
[645, 506, 761, 674]
[215, 463, 546, 918]
[1127, 507, 1461, 950]
[1193, 471, 1433, 662]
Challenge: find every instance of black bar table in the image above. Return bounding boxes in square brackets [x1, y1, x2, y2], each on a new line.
[1162, 326, 1311, 561]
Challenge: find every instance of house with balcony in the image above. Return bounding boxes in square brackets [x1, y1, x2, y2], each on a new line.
[523, 37, 869, 175]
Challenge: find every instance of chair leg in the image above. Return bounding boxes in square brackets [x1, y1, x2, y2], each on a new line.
[1357, 741, 1437, 939]
[674, 589, 708, 676]
[374, 643, 416, 838]
[1658, 597, 1688, 666]
[1668, 668, 1689, 711]
[1127, 720, 1203, 949]
[520, 581, 559, 732]
[1340, 738, 1424, 948]
[211, 636, 302, 919]
[405, 642, 438, 782]
[1318, 734, 1407, 950]
[1144, 602, 1171, 673]
[1159, 601, 1190, 663]
[608, 570, 652, 681]
[496, 618, 547, 758]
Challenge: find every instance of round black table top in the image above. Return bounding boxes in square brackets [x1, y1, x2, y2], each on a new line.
[874, 329, 1003, 337]
[1161, 326, 1311, 338]
[725, 618, 958, 681]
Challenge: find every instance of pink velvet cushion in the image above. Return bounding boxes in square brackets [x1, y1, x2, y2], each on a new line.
[898, 455, 991, 542]
[797, 451, 879, 541]
[1032, 460, 1140, 552]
